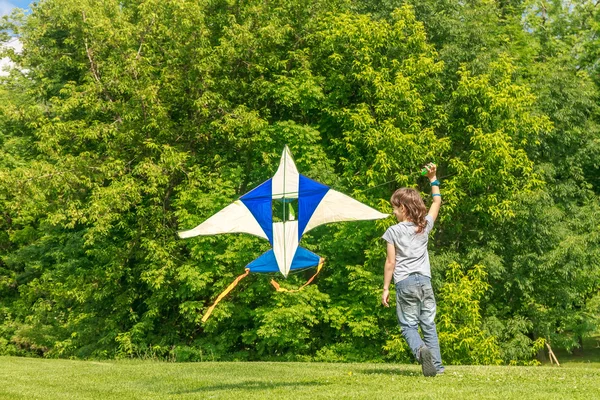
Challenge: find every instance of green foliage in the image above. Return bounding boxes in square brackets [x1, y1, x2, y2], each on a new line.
[436, 262, 502, 365]
[484, 315, 545, 366]
[0, 0, 598, 365]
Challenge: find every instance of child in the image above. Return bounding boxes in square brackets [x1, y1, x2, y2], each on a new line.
[381, 162, 444, 377]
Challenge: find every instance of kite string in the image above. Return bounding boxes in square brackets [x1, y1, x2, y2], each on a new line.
[354, 173, 456, 194]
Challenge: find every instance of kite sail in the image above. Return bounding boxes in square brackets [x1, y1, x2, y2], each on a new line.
[179, 146, 388, 321]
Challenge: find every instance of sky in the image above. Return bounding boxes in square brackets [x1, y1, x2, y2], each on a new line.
[0, 1, 32, 75]
[0, 0, 33, 16]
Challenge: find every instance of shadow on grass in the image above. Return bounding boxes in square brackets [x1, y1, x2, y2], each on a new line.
[172, 379, 328, 394]
[549, 336, 600, 365]
[357, 367, 421, 377]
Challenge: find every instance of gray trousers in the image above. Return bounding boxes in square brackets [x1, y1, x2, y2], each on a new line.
[395, 273, 443, 370]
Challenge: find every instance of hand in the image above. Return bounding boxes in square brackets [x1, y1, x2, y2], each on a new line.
[382, 288, 390, 307]
[424, 162, 437, 181]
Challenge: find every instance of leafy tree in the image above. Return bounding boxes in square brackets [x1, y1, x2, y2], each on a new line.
[0, 0, 597, 363]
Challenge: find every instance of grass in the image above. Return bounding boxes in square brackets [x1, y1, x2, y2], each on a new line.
[0, 356, 599, 399]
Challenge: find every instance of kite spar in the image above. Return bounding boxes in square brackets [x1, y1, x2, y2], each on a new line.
[179, 146, 388, 321]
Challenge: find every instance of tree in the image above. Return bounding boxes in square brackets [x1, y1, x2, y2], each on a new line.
[0, 0, 597, 362]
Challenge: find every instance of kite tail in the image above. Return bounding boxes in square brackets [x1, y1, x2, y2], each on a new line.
[270, 258, 324, 292]
[202, 268, 250, 323]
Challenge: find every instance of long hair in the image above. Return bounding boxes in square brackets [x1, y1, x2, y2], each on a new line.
[390, 188, 427, 234]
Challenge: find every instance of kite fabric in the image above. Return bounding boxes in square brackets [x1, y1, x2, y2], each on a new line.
[178, 146, 388, 321]
[178, 146, 389, 277]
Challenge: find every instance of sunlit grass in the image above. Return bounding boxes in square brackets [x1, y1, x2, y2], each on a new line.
[1, 356, 599, 399]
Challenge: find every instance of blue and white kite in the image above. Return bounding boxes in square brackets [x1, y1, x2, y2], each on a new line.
[179, 146, 388, 320]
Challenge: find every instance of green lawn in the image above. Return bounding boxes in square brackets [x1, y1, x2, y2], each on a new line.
[0, 357, 599, 399]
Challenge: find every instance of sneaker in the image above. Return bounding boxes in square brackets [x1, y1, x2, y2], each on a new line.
[418, 346, 437, 377]
[436, 367, 445, 375]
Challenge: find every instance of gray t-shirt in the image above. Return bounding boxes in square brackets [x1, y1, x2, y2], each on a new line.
[382, 215, 434, 283]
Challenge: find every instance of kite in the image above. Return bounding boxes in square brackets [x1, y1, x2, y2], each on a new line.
[178, 146, 388, 321]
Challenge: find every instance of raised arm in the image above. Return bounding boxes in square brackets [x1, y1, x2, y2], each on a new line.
[425, 163, 441, 222]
